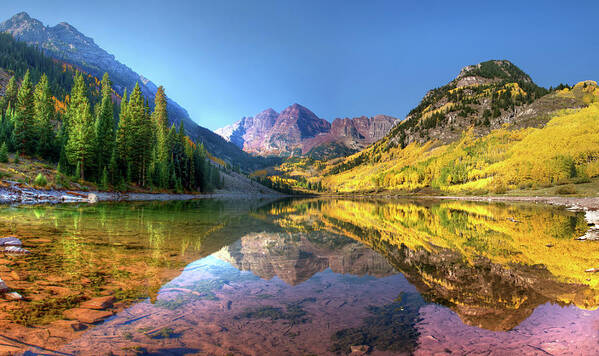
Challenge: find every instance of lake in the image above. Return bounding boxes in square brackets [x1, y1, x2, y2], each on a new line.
[0, 198, 598, 355]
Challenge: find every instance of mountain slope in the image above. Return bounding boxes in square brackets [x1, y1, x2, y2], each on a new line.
[262, 60, 598, 195]
[321, 76, 599, 193]
[216, 103, 397, 159]
[0, 12, 265, 171]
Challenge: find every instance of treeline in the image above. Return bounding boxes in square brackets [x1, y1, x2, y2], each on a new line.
[0, 69, 222, 192]
[0, 33, 74, 99]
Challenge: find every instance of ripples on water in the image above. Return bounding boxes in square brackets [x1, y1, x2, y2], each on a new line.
[0, 198, 597, 355]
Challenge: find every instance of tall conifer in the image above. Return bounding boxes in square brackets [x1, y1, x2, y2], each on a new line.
[14, 70, 35, 154]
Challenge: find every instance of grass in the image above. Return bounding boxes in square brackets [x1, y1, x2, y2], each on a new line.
[504, 178, 599, 197]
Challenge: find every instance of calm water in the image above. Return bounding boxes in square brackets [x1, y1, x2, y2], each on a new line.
[0, 198, 598, 355]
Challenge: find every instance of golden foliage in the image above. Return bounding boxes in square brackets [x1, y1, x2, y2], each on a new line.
[323, 99, 599, 194]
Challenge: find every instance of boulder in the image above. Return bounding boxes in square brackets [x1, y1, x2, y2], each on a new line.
[0, 237, 21, 246]
[88, 193, 98, 203]
[3, 246, 30, 254]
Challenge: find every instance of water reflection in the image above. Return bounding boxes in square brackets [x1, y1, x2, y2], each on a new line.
[0, 198, 597, 355]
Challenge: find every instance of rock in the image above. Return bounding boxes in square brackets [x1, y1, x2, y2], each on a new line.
[63, 308, 113, 324]
[70, 321, 88, 331]
[0, 278, 8, 293]
[0, 237, 22, 246]
[79, 296, 115, 310]
[3, 246, 30, 254]
[5, 292, 22, 300]
[350, 345, 370, 355]
[88, 193, 98, 203]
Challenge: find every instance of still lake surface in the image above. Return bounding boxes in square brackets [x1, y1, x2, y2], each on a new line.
[0, 198, 598, 355]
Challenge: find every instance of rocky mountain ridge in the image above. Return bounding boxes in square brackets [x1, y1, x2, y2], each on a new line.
[216, 103, 397, 159]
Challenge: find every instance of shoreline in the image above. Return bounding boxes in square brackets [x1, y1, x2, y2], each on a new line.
[2, 183, 598, 211]
[0, 184, 284, 205]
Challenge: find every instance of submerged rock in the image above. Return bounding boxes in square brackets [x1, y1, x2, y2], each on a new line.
[63, 308, 113, 324]
[3, 246, 30, 254]
[0, 237, 22, 246]
[0, 278, 8, 293]
[79, 296, 115, 310]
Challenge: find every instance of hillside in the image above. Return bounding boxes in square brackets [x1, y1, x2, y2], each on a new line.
[322, 78, 599, 194]
[0, 12, 266, 171]
[260, 60, 599, 196]
[216, 103, 397, 159]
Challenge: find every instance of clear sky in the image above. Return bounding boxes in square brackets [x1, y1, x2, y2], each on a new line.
[1, 0, 598, 130]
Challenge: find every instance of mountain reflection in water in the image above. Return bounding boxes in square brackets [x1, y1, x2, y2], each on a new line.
[0, 198, 597, 355]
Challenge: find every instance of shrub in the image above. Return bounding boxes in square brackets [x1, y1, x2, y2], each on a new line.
[34, 173, 47, 187]
[555, 185, 577, 195]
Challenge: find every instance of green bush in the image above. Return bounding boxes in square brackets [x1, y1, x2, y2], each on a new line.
[555, 185, 577, 195]
[34, 173, 47, 187]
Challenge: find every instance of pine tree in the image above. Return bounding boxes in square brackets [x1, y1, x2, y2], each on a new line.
[95, 73, 114, 172]
[14, 70, 35, 154]
[100, 166, 109, 190]
[127, 83, 152, 186]
[1, 76, 18, 114]
[33, 74, 56, 159]
[152, 86, 169, 160]
[108, 147, 118, 185]
[115, 88, 129, 175]
[65, 73, 95, 180]
[0, 142, 8, 163]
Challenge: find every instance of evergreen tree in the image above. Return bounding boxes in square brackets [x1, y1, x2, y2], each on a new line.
[1, 76, 18, 114]
[108, 147, 118, 185]
[115, 88, 129, 175]
[33, 74, 56, 159]
[152, 86, 169, 159]
[0, 142, 8, 163]
[95, 73, 115, 173]
[65, 73, 95, 180]
[100, 166, 109, 190]
[14, 70, 35, 154]
[127, 83, 153, 186]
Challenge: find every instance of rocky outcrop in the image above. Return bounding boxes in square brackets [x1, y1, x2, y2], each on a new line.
[302, 114, 397, 159]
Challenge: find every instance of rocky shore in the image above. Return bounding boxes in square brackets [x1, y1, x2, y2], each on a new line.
[0, 180, 282, 205]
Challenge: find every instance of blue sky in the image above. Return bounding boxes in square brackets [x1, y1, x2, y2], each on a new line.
[1, 1, 598, 130]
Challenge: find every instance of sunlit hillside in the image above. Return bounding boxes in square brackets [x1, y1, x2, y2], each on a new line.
[313, 81, 599, 195]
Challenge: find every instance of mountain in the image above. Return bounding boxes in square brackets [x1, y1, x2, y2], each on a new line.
[302, 114, 397, 159]
[318, 60, 599, 193]
[0, 12, 265, 171]
[216, 103, 397, 159]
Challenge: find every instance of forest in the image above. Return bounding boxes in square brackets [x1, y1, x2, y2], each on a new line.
[0, 34, 222, 192]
